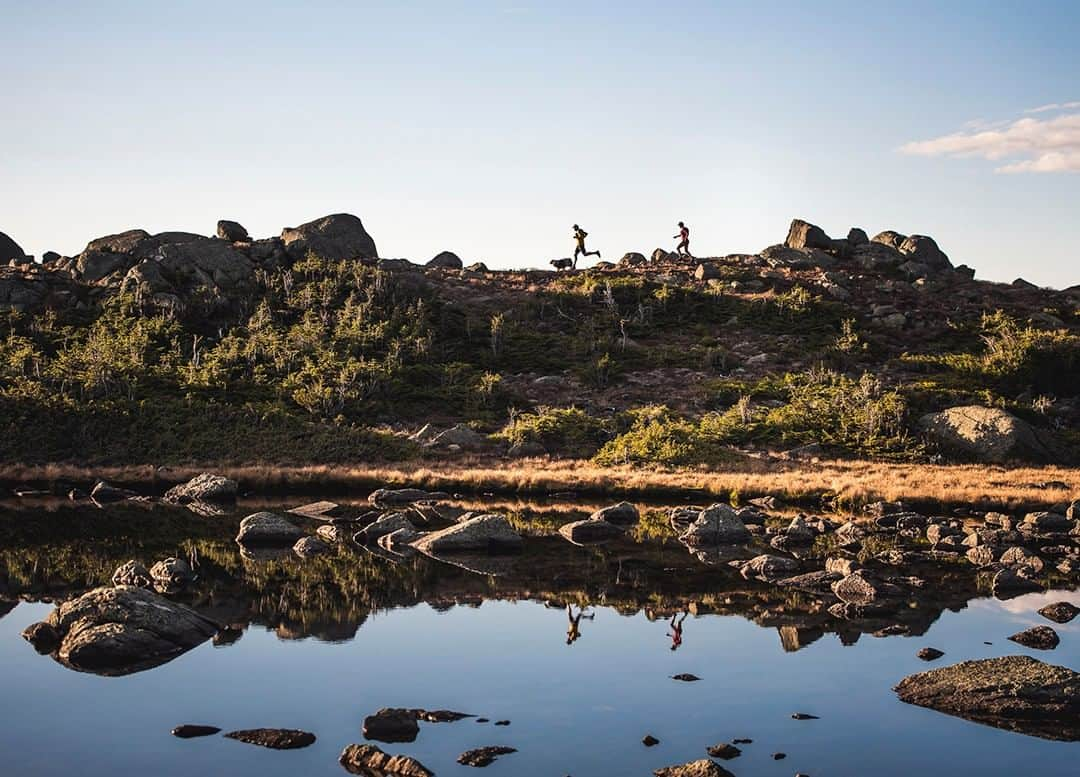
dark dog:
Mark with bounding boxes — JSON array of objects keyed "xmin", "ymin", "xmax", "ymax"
[{"xmin": 550, "ymin": 258, "xmax": 574, "ymax": 271}]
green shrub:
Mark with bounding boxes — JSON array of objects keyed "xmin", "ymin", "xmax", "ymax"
[{"xmin": 498, "ymin": 407, "xmax": 612, "ymax": 457}]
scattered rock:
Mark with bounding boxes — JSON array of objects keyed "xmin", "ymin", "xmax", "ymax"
[
  {"xmin": 791, "ymin": 713, "xmax": 819, "ymax": 720},
  {"xmin": 172, "ymin": 724, "xmax": 221, "ymax": 738},
  {"xmin": 224, "ymin": 728, "xmax": 315, "ymax": 749},
  {"xmin": 1008, "ymin": 625, "xmax": 1060, "ymax": 651},
  {"xmin": 368, "ymin": 488, "xmax": 449, "ymax": 506},
  {"xmin": 706, "ymin": 743, "xmax": 741, "ymax": 759},
  {"xmin": 340, "ymin": 744, "xmax": 433, "ymax": 777},
  {"xmin": 21, "ymin": 621, "xmax": 60, "ymax": 654},
  {"xmin": 363, "ymin": 708, "xmax": 420, "ymax": 743},
  {"xmin": 895, "ymin": 655, "xmax": 1080, "ymax": 740},
  {"xmin": 457, "ymin": 746, "xmax": 517, "ymax": 767},
  {"xmin": 411, "ymin": 514, "xmax": 523, "ymax": 554},
  {"xmin": 643, "ymin": 734, "xmax": 660, "ymax": 746},
  {"xmin": 672, "ymin": 673, "xmax": 701, "ymax": 682},
  {"xmin": 918, "ymin": 647, "xmax": 945, "ymax": 661},
  {"xmin": 654, "ymin": 760, "xmax": 735, "ymax": 777},
  {"xmin": 111, "ymin": 560, "xmax": 152, "ymax": 588},
  {"xmin": 740, "ymin": 554, "xmax": 799, "ymax": 582},
  {"xmin": 772, "ymin": 752, "xmax": 787, "ymax": 760},
  {"xmin": 494, "ymin": 720, "xmax": 510, "ymax": 726},
  {"xmin": 164, "ymin": 473, "xmax": 237, "ymax": 503},
  {"xmin": 679, "ymin": 504, "xmax": 750, "ymax": 546},
  {"xmin": 235, "ymin": 512, "xmax": 304, "ymax": 546},
  {"xmin": 1038, "ymin": 602, "xmax": 1080, "ymax": 624}
]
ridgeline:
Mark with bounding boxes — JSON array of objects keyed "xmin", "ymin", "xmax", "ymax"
[{"xmin": 0, "ymin": 215, "xmax": 1077, "ymax": 469}]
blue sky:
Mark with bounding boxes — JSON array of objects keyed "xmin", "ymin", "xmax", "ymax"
[{"xmin": 3, "ymin": 1, "xmax": 1078, "ymax": 287}]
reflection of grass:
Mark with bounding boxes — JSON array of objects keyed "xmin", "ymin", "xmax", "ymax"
[{"xmin": 630, "ymin": 509, "xmax": 677, "ymax": 542}]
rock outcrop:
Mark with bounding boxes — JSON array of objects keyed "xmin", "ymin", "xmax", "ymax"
[{"xmin": 0, "ymin": 230, "xmax": 29, "ymax": 264}]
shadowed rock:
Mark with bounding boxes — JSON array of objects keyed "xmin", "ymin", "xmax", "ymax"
[
  {"xmin": 894, "ymin": 655, "xmax": 1080, "ymax": 740},
  {"xmin": 363, "ymin": 708, "xmax": 419, "ymax": 743}
]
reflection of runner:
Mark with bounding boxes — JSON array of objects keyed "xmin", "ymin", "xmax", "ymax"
[
  {"xmin": 668, "ymin": 611, "xmax": 688, "ymax": 651},
  {"xmin": 566, "ymin": 604, "xmax": 595, "ymax": 645}
]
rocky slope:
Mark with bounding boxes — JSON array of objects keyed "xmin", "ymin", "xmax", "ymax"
[{"xmin": 0, "ymin": 215, "xmax": 1077, "ymax": 466}]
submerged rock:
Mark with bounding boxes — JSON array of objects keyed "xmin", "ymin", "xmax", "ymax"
[
  {"xmin": 411, "ymin": 514, "xmax": 523, "ymax": 554},
  {"xmin": 224, "ymin": 728, "xmax": 316, "ymax": 749},
  {"xmin": 164, "ymin": 473, "xmax": 237, "ymax": 504},
  {"xmin": 654, "ymin": 759, "xmax": 735, "ymax": 777},
  {"xmin": 1038, "ymin": 601, "xmax": 1080, "ymax": 624},
  {"xmin": 894, "ymin": 655, "xmax": 1080, "ymax": 740},
  {"xmin": 1008, "ymin": 625, "xmax": 1060, "ymax": 650},
  {"xmin": 235, "ymin": 512, "xmax": 304, "ymax": 546},
  {"xmin": 340, "ymin": 744, "xmax": 433, "ymax": 777},
  {"xmin": 457, "ymin": 746, "xmax": 517, "ymax": 767},
  {"xmin": 30, "ymin": 586, "xmax": 218, "ymax": 675}
]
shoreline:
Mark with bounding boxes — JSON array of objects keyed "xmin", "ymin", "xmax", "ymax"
[{"xmin": 2, "ymin": 457, "xmax": 1077, "ymax": 513}]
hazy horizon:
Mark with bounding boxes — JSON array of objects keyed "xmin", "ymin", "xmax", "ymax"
[{"xmin": 4, "ymin": 0, "xmax": 1078, "ymax": 288}]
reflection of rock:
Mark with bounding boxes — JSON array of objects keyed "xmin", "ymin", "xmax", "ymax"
[
  {"xmin": 224, "ymin": 728, "xmax": 316, "ymax": 749},
  {"xmin": 235, "ymin": 512, "xmax": 303, "ymax": 546},
  {"xmin": 288, "ymin": 501, "xmax": 355, "ymax": 522},
  {"xmin": 31, "ymin": 586, "xmax": 218, "ymax": 676},
  {"xmin": 172, "ymin": 724, "xmax": 221, "ymax": 738},
  {"xmin": 778, "ymin": 625, "xmax": 825, "ymax": 652},
  {"xmin": 894, "ymin": 656, "xmax": 1080, "ymax": 741},
  {"xmin": 182, "ymin": 500, "xmax": 231, "ymax": 517},
  {"xmin": 340, "ymin": 743, "xmax": 433, "ymax": 777},
  {"xmin": 239, "ymin": 545, "xmax": 294, "ymax": 562}
]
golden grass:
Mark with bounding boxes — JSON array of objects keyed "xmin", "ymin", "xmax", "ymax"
[{"xmin": 1, "ymin": 456, "xmax": 1076, "ymax": 511}]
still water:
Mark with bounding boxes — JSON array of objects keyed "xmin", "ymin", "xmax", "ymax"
[{"xmin": 0, "ymin": 499, "xmax": 1077, "ymax": 776}]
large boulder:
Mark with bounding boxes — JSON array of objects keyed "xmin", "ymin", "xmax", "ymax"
[
  {"xmin": 0, "ymin": 231, "xmax": 28, "ymax": 264},
  {"xmin": 153, "ymin": 238, "xmax": 255, "ymax": 292},
  {"xmin": 77, "ymin": 250, "xmax": 135, "ymax": 284},
  {"xmin": 411, "ymin": 514, "xmax": 523, "ymax": 554},
  {"xmin": 164, "ymin": 473, "xmax": 238, "ymax": 504},
  {"xmin": 235, "ymin": 512, "xmax": 304, "ymax": 546},
  {"xmin": 427, "ymin": 251, "xmax": 463, "ymax": 269},
  {"xmin": 280, "ymin": 213, "xmax": 377, "ymax": 261},
  {"xmin": 25, "ymin": 586, "xmax": 218, "ymax": 675},
  {"xmin": 785, "ymin": 219, "xmax": 834, "ymax": 251},
  {"xmin": 679, "ymin": 504, "xmax": 750, "ymax": 546},
  {"xmin": 894, "ymin": 655, "xmax": 1080, "ymax": 740},
  {"xmin": 84, "ymin": 229, "xmax": 151, "ymax": 255},
  {"xmin": 216, "ymin": 220, "xmax": 250, "ymax": 242},
  {"xmin": 919, "ymin": 406, "xmax": 1060, "ymax": 463},
  {"xmin": 899, "ymin": 234, "xmax": 951, "ymax": 269}
]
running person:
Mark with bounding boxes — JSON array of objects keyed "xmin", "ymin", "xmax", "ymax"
[
  {"xmin": 572, "ymin": 224, "xmax": 601, "ymax": 267},
  {"xmin": 673, "ymin": 221, "xmax": 691, "ymax": 258}
]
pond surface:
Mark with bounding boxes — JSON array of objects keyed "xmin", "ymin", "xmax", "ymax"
[{"xmin": 0, "ymin": 498, "xmax": 1078, "ymax": 776}]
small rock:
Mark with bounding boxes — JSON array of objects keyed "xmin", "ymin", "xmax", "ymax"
[
  {"xmin": 457, "ymin": 746, "xmax": 517, "ymax": 767},
  {"xmin": 643, "ymin": 734, "xmax": 660, "ymax": 746},
  {"xmin": 672, "ymin": 673, "xmax": 701, "ymax": 682},
  {"xmin": 791, "ymin": 713, "xmax": 819, "ymax": 720},
  {"xmin": 773, "ymin": 752, "xmax": 787, "ymax": 760},
  {"xmin": 494, "ymin": 720, "xmax": 510, "ymax": 726},
  {"xmin": 224, "ymin": 728, "xmax": 316, "ymax": 749},
  {"xmin": 1038, "ymin": 601, "xmax": 1080, "ymax": 624},
  {"xmin": 706, "ymin": 743, "xmax": 741, "ymax": 759},
  {"xmin": 1008, "ymin": 625, "xmax": 1060, "ymax": 650},
  {"xmin": 172, "ymin": 724, "xmax": 221, "ymax": 738},
  {"xmin": 363, "ymin": 708, "xmax": 419, "ymax": 743},
  {"xmin": 917, "ymin": 648, "xmax": 945, "ymax": 661}
]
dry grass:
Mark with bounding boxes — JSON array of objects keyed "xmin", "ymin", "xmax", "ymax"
[{"xmin": 1, "ymin": 456, "xmax": 1076, "ymax": 512}]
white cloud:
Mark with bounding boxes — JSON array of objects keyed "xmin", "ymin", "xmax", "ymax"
[
  {"xmin": 1025, "ymin": 100, "xmax": 1080, "ymax": 114},
  {"xmin": 899, "ymin": 110, "xmax": 1080, "ymax": 173}
]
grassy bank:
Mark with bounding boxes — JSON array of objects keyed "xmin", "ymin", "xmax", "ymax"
[{"xmin": 2, "ymin": 457, "xmax": 1076, "ymax": 513}]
